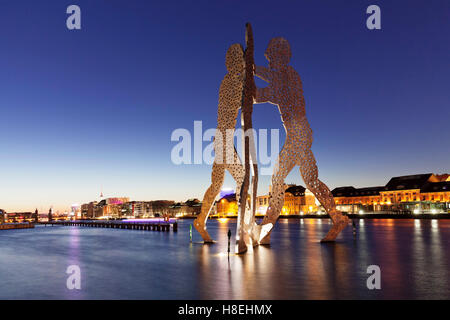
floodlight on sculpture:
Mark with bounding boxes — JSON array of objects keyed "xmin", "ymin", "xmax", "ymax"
[
  {"xmin": 252, "ymin": 37, "xmax": 349, "ymax": 244},
  {"xmin": 193, "ymin": 44, "xmax": 246, "ymax": 243}
]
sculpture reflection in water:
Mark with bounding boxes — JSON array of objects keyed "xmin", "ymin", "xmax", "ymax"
[{"xmin": 195, "ymin": 24, "xmax": 348, "ymax": 251}]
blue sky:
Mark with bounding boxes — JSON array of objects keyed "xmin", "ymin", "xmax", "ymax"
[{"xmin": 0, "ymin": 0, "xmax": 449, "ymax": 212}]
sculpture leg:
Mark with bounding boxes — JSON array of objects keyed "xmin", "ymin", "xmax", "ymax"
[
  {"xmin": 299, "ymin": 148, "xmax": 349, "ymax": 242},
  {"xmin": 250, "ymin": 162, "xmax": 259, "ymax": 247},
  {"xmin": 194, "ymin": 162, "xmax": 225, "ymax": 243},
  {"xmin": 254, "ymin": 144, "xmax": 296, "ymax": 245},
  {"xmin": 226, "ymin": 151, "xmax": 244, "ymax": 207},
  {"xmin": 247, "ymin": 133, "xmax": 259, "ymax": 247},
  {"xmin": 226, "ymin": 152, "xmax": 248, "ymax": 253}
]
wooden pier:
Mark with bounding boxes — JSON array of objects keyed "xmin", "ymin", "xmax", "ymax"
[
  {"xmin": 0, "ymin": 223, "xmax": 35, "ymax": 230},
  {"xmin": 40, "ymin": 220, "xmax": 178, "ymax": 232}
]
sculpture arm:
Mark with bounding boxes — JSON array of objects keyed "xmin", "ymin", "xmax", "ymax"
[
  {"xmin": 255, "ymin": 87, "xmax": 271, "ymax": 104},
  {"xmin": 254, "ymin": 66, "xmax": 273, "ymax": 104},
  {"xmin": 255, "ymin": 66, "xmax": 271, "ymax": 82}
]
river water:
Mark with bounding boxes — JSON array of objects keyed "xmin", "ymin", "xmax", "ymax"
[{"xmin": 0, "ymin": 218, "xmax": 449, "ymax": 299}]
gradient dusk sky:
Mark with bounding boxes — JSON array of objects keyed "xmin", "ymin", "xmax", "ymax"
[{"xmin": 1, "ymin": 0, "xmax": 449, "ymax": 212}]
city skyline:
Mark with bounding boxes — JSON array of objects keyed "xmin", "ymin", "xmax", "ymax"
[
  {"xmin": 4, "ymin": 170, "xmax": 449, "ymax": 213},
  {"xmin": 1, "ymin": 1, "xmax": 449, "ymax": 212}
]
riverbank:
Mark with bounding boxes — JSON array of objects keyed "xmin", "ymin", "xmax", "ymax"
[{"xmin": 178, "ymin": 213, "xmax": 450, "ymax": 219}]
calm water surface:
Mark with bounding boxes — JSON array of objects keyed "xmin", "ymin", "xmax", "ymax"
[{"xmin": 0, "ymin": 219, "xmax": 449, "ymax": 299}]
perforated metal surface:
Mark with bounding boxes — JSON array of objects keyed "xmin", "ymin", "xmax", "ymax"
[
  {"xmin": 194, "ymin": 44, "xmax": 246, "ymax": 242},
  {"xmin": 195, "ymin": 30, "xmax": 348, "ymax": 245},
  {"xmin": 254, "ymin": 37, "xmax": 348, "ymax": 243}
]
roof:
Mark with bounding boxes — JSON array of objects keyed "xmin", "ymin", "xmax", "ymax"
[
  {"xmin": 421, "ymin": 181, "xmax": 450, "ymax": 193},
  {"xmin": 332, "ymin": 186, "xmax": 385, "ymax": 197},
  {"xmin": 170, "ymin": 199, "xmax": 202, "ymax": 208},
  {"xmin": 285, "ymin": 185, "xmax": 306, "ymax": 197},
  {"xmin": 96, "ymin": 200, "xmax": 107, "ymax": 207},
  {"xmin": 184, "ymin": 199, "xmax": 201, "ymax": 207},
  {"xmin": 219, "ymin": 193, "xmax": 237, "ymax": 202},
  {"xmin": 354, "ymin": 187, "xmax": 386, "ymax": 196},
  {"xmin": 385, "ymin": 173, "xmax": 433, "ymax": 191},
  {"xmin": 332, "ymin": 186, "xmax": 356, "ymax": 197},
  {"xmin": 169, "ymin": 203, "xmax": 182, "ymax": 209},
  {"xmin": 435, "ymin": 174, "xmax": 450, "ymax": 182}
]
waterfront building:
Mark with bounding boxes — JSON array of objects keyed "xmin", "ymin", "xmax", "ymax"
[
  {"xmin": 216, "ymin": 193, "xmax": 239, "ymax": 217},
  {"xmin": 121, "ymin": 201, "xmax": 179, "ymax": 218},
  {"xmin": 70, "ymin": 204, "xmax": 81, "ymax": 220},
  {"xmin": 332, "ymin": 186, "xmax": 385, "ymax": 213},
  {"xmin": 146, "ymin": 200, "xmax": 175, "ymax": 217},
  {"xmin": 168, "ymin": 199, "xmax": 202, "ymax": 217},
  {"xmin": 216, "ymin": 185, "xmax": 319, "ymax": 217},
  {"xmin": 3, "ymin": 211, "xmax": 34, "ymax": 222},
  {"xmin": 257, "ymin": 185, "xmax": 319, "ymax": 216},
  {"xmin": 93, "ymin": 197, "xmax": 130, "ymax": 218},
  {"xmin": 121, "ymin": 201, "xmax": 152, "ymax": 218},
  {"xmin": 80, "ymin": 198, "xmax": 185, "ymax": 219},
  {"xmin": 81, "ymin": 201, "xmax": 97, "ymax": 218},
  {"xmin": 333, "ymin": 173, "xmax": 450, "ymax": 214}
]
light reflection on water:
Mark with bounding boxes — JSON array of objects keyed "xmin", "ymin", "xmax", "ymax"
[{"xmin": 0, "ymin": 218, "xmax": 449, "ymax": 299}]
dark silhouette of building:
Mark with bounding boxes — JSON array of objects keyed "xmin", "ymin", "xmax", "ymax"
[{"xmin": 34, "ymin": 209, "xmax": 39, "ymax": 223}]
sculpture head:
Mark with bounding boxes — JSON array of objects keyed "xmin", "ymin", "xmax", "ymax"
[
  {"xmin": 225, "ymin": 43, "xmax": 244, "ymax": 75},
  {"xmin": 264, "ymin": 37, "xmax": 291, "ymax": 69}
]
